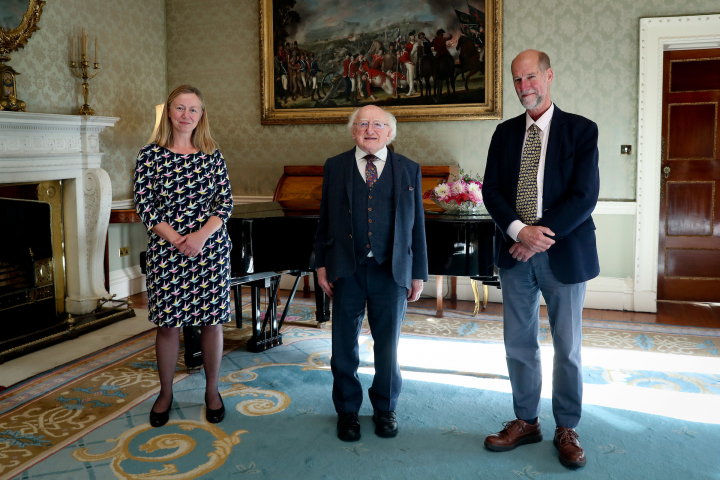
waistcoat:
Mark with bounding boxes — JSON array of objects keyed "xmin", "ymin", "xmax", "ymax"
[{"xmin": 352, "ymin": 157, "xmax": 395, "ymax": 265}]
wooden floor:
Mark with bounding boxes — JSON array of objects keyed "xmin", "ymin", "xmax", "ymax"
[{"xmin": 127, "ymin": 289, "xmax": 720, "ymax": 329}]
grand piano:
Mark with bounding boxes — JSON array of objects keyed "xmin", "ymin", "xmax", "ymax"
[{"xmin": 182, "ymin": 165, "xmax": 498, "ymax": 365}]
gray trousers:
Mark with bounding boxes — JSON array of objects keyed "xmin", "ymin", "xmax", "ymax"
[{"xmin": 499, "ymin": 251, "xmax": 586, "ymax": 428}]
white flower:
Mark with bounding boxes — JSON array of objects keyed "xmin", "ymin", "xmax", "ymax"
[
  {"xmin": 467, "ymin": 183, "xmax": 483, "ymax": 203},
  {"xmin": 450, "ymin": 181, "xmax": 466, "ymax": 195},
  {"xmin": 434, "ymin": 183, "xmax": 450, "ymax": 199}
]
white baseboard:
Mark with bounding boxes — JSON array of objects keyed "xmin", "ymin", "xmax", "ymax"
[
  {"xmin": 593, "ymin": 201, "xmax": 636, "ymax": 215},
  {"xmin": 109, "ymin": 265, "xmax": 146, "ymax": 299},
  {"xmin": 277, "ymin": 273, "xmax": 634, "ymax": 311}
]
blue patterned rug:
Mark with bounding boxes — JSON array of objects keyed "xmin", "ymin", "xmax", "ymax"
[{"xmin": 7, "ymin": 317, "xmax": 720, "ymax": 480}]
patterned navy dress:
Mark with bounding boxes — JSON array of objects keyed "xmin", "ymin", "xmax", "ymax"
[{"xmin": 133, "ymin": 144, "xmax": 234, "ymax": 327}]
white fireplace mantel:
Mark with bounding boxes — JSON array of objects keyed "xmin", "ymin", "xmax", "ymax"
[{"xmin": 0, "ymin": 111, "xmax": 120, "ymax": 315}]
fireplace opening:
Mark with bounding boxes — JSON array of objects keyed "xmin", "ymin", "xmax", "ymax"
[
  {"xmin": 0, "ymin": 196, "xmax": 58, "ymax": 350},
  {"xmin": 0, "ymin": 182, "xmax": 136, "ymax": 364}
]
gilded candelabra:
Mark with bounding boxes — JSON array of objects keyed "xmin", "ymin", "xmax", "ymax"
[{"xmin": 70, "ymin": 30, "xmax": 100, "ymax": 115}]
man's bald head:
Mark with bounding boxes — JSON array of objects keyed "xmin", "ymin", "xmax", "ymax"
[{"xmin": 511, "ymin": 49, "xmax": 551, "ymax": 73}]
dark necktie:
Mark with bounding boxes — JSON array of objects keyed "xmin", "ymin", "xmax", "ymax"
[
  {"xmin": 365, "ymin": 155, "xmax": 378, "ymax": 188},
  {"xmin": 516, "ymin": 124, "xmax": 541, "ymax": 225}
]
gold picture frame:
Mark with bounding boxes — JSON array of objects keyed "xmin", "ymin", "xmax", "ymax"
[
  {"xmin": 0, "ymin": 0, "xmax": 46, "ymax": 55},
  {"xmin": 0, "ymin": 0, "xmax": 46, "ymax": 112},
  {"xmin": 260, "ymin": 0, "xmax": 502, "ymax": 125}
]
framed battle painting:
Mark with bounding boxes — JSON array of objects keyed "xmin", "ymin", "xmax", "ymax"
[{"xmin": 260, "ymin": 0, "xmax": 503, "ymax": 124}]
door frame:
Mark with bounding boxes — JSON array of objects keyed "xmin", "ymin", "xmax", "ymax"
[{"xmin": 635, "ymin": 14, "xmax": 720, "ymax": 312}]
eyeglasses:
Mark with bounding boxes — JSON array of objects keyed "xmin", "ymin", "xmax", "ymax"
[{"xmin": 354, "ymin": 121, "xmax": 389, "ymax": 130}]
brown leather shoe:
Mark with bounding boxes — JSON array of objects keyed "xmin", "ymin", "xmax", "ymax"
[
  {"xmin": 554, "ymin": 427, "xmax": 587, "ymax": 467},
  {"xmin": 484, "ymin": 418, "xmax": 543, "ymax": 452}
]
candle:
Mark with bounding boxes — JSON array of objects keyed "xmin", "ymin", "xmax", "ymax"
[
  {"xmin": 72, "ymin": 34, "xmax": 76, "ymax": 62},
  {"xmin": 95, "ymin": 37, "xmax": 98, "ymax": 64},
  {"xmin": 81, "ymin": 29, "xmax": 85, "ymax": 55}
]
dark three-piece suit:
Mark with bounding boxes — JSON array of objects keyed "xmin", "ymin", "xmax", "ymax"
[{"xmin": 314, "ymin": 147, "xmax": 429, "ymax": 413}]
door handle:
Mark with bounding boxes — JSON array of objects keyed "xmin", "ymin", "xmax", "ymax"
[{"xmin": 660, "ymin": 166, "xmax": 671, "ymax": 200}]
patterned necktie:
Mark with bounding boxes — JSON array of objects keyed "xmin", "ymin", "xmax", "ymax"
[
  {"xmin": 365, "ymin": 154, "xmax": 378, "ymax": 188},
  {"xmin": 516, "ymin": 124, "xmax": 541, "ymax": 225}
]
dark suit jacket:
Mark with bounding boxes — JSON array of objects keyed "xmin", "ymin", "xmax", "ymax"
[
  {"xmin": 313, "ymin": 148, "xmax": 429, "ymax": 289},
  {"xmin": 482, "ymin": 105, "xmax": 600, "ymax": 285}
]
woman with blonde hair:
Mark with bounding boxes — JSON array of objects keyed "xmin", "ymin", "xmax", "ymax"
[{"xmin": 134, "ymin": 85, "xmax": 233, "ymax": 427}]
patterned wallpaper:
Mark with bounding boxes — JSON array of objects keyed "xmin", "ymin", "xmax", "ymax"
[
  {"xmin": 9, "ymin": 0, "xmax": 167, "ymax": 200},
  {"xmin": 166, "ymin": 0, "xmax": 719, "ymax": 201},
  {"xmin": 12, "ymin": 0, "xmax": 717, "ymax": 201}
]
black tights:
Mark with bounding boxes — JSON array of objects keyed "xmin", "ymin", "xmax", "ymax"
[{"xmin": 152, "ymin": 324, "xmax": 224, "ymax": 412}]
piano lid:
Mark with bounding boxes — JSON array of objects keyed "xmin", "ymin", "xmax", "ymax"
[{"xmin": 272, "ymin": 165, "xmax": 460, "ymax": 212}]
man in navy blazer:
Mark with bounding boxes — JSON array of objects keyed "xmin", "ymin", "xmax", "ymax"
[
  {"xmin": 482, "ymin": 50, "xmax": 599, "ymax": 468},
  {"xmin": 314, "ymin": 105, "xmax": 428, "ymax": 442}
]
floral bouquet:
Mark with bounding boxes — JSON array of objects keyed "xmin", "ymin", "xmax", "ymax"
[{"xmin": 422, "ymin": 169, "xmax": 487, "ymax": 215}]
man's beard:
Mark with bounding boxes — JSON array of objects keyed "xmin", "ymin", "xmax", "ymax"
[{"xmin": 519, "ymin": 89, "xmax": 544, "ymax": 110}]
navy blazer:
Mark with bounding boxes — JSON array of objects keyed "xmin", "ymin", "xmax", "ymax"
[
  {"xmin": 313, "ymin": 148, "xmax": 429, "ymax": 289},
  {"xmin": 482, "ymin": 105, "xmax": 600, "ymax": 284}
]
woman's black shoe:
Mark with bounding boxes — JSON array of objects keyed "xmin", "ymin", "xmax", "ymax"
[
  {"xmin": 149, "ymin": 394, "xmax": 173, "ymax": 428},
  {"xmin": 205, "ymin": 392, "xmax": 225, "ymax": 424}
]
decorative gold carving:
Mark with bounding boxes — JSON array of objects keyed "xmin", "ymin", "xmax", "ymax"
[
  {"xmin": 0, "ymin": 0, "xmax": 47, "ymax": 112},
  {"xmin": 37, "ymin": 180, "xmax": 65, "ymax": 314},
  {"xmin": 471, "ymin": 279, "xmax": 480, "ymax": 316},
  {"xmin": 34, "ymin": 258, "xmax": 53, "ymax": 285},
  {"xmin": 259, "ymin": 0, "xmax": 503, "ymax": 124}
]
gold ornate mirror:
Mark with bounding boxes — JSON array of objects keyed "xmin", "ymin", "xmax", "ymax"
[{"xmin": 0, "ymin": 0, "xmax": 47, "ymax": 111}]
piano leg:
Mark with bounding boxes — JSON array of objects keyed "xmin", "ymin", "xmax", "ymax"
[
  {"xmin": 436, "ymin": 275, "xmax": 444, "ymax": 318},
  {"xmin": 313, "ymin": 270, "xmax": 331, "ymax": 327},
  {"xmin": 232, "ymin": 284, "xmax": 243, "ymax": 328},
  {"xmin": 182, "ymin": 326, "xmax": 203, "ymax": 369},
  {"xmin": 278, "ymin": 272, "xmax": 305, "ymax": 330},
  {"xmin": 451, "ymin": 277, "xmax": 457, "ymax": 302},
  {"xmin": 482, "ymin": 284, "xmax": 489, "ymax": 309}
]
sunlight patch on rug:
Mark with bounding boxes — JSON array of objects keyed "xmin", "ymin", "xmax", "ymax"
[{"xmin": 356, "ymin": 335, "xmax": 720, "ymax": 425}]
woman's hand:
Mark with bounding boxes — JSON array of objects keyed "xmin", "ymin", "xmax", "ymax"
[{"xmin": 179, "ymin": 231, "xmax": 210, "ymax": 258}]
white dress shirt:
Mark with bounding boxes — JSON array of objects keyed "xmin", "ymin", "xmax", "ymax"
[
  {"xmin": 507, "ymin": 103, "xmax": 555, "ymax": 242},
  {"xmin": 355, "ymin": 146, "xmax": 388, "ymax": 181}
]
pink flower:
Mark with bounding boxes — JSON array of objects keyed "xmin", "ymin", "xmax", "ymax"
[{"xmin": 450, "ymin": 181, "xmax": 467, "ymax": 196}]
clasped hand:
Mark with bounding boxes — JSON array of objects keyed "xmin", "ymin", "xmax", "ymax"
[
  {"xmin": 509, "ymin": 225, "xmax": 555, "ymax": 262},
  {"xmin": 172, "ymin": 231, "xmax": 208, "ymax": 258}
]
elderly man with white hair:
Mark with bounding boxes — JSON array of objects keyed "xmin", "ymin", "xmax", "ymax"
[{"xmin": 314, "ymin": 105, "xmax": 428, "ymax": 442}]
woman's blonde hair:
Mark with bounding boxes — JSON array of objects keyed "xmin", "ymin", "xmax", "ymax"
[{"xmin": 150, "ymin": 85, "xmax": 219, "ymax": 154}]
